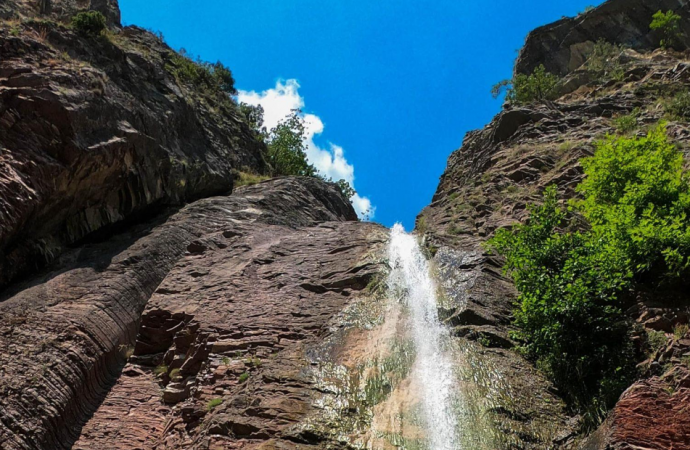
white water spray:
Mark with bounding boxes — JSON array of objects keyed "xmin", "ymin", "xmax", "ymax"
[{"xmin": 387, "ymin": 224, "xmax": 460, "ymax": 450}]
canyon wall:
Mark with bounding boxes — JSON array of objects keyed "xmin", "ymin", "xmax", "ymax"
[{"xmin": 420, "ymin": 0, "xmax": 690, "ymax": 448}]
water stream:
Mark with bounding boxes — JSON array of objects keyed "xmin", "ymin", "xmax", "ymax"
[{"xmin": 387, "ymin": 224, "xmax": 460, "ymax": 450}]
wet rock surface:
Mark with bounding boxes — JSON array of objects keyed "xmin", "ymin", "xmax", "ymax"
[
  {"xmin": 0, "ymin": 177, "xmax": 376, "ymax": 449},
  {"xmin": 0, "ymin": 12, "xmax": 266, "ymax": 288}
]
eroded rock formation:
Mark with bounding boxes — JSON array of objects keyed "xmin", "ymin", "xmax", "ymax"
[
  {"xmin": 420, "ymin": 0, "xmax": 690, "ymax": 448},
  {"xmin": 0, "ymin": 177, "xmax": 384, "ymax": 449},
  {"xmin": 0, "ymin": 8, "xmax": 266, "ymax": 288}
]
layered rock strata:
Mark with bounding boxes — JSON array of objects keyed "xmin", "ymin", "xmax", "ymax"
[{"xmin": 0, "ymin": 177, "xmax": 376, "ymax": 449}]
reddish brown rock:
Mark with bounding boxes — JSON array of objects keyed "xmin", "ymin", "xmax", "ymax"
[
  {"xmin": 0, "ymin": 15, "xmax": 266, "ymax": 287},
  {"xmin": 0, "ymin": 177, "xmax": 359, "ymax": 450}
]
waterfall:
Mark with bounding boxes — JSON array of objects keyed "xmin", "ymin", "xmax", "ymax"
[{"xmin": 387, "ymin": 224, "xmax": 460, "ymax": 450}]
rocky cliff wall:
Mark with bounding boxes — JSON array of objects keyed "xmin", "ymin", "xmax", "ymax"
[
  {"xmin": 0, "ymin": 16, "xmax": 267, "ymax": 288},
  {"xmin": 516, "ymin": 0, "xmax": 690, "ymax": 76},
  {"xmin": 0, "ymin": 0, "xmax": 121, "ymax": 26},
  {"xmin": 0, "ymin": 177, "xmax": 373, "ymax": 449},
  {"xmin": 421, "ymin": 0, "xmax": 690, "ymax": 448}
]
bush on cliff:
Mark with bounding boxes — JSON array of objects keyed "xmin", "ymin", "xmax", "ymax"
[
  {"xmin": 486, "ymin": 124, "xmax": 690, "ymax": 426},
  {"xmin": 71, "ymin": 11, "xmax": 106, "ymax": 37},
  {"xmin": 491, "ymin": 64, "xmax": 560, "ymax": 105},
  {"xmin": 167, "ymin": 49, "xmax": 237, "ymax": 96},
  {"xmin": 586, "ymin": 39, "xmax": 625, "ymax": 81},
  {"xmin": 650, "ymin": 10, "xmax": 683, "ymax": 49}
]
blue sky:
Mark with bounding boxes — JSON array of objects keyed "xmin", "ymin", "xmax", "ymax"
[{"xmin": 120, "ymin": 0, "xmax": 603, "ymax": 229}]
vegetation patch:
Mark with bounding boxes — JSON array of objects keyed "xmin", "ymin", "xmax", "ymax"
[
  {"xmin": 613, "ymin": 108, "xmax": 640, "ymax": 134},
  {"xmin": 486, "ymin": 124, "xmax": 690, "ymax": 428},
  {"xmin": 665, "ymin": 90, "xmax": 690, "ymax": 120},
  {"xmin": 207, "ymin": 398, "xmax": 223, "ymax": 411},
  {"xmin": 650, "ymin": 10, "xmax": 682, "ymax": 49},
  {"xmin": 167, "ymin": 49, "xmax": 237, "ymax": 96},
  {"xmin": 492, "ymin": 64, "xmax": 559, "ymax": 105},
  {"xmin": 71, "ymin": 11, "xmax": 106, "ymax": 37}
]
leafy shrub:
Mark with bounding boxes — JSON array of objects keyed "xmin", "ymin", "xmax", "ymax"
[
  {"xmin": 487, "ymin": 124, "xmax": 690, "ymax": 425},
  {"xmin": 486, "ymin": 186, "xmax": 635, "ymax": 420},
  {"xmin": 650, "ymin": 10, "xmax": 683, "ymax": 49},
  {"xmin": 576, "ymin": 124, "xmax": 690, "ymax": 281},
  {"xmin": 586, "ymin": 39, "xmax": 625, "ymax": 81},
  {"xmin": 167, "ymin": 49, "xmax": 237, "ymax": 96},
  {"xmin": 613, "ymin": 108, "xmax": 640, "ymax": 134},
  {"xmin": 646, "ymin": 329, "xmax": 668, "ymax": 352},
  {"xmin": 665, "ymin": 90, "xmax": 690, "ymax": 120},
  {"xmin": 207, "ymin": 398, "xmax": 223, "ymax": 411},
  {"xmin": 492, "ymin": 64, "xmax": 560, "ymax": 105},
  {"xmin": 239, "ymin": 372, "xmax": 249, "ymax": 383},
  {"xmin": 71, "ymin": 11, "xmax": 106, "ymax": 37}
]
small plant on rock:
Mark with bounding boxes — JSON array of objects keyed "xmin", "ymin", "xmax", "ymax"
[
  {"xmin": 665, "ymin": 90, "xmax": 690, "ymax": 120},
  {"xmin": 239, "ymin": 372, "xmax": 250, "ymax": 383},
  {"xmin": 207, "ymin": 398, "xmax": 223, "ymax": 411},
  {"xmin": 613, "ymin": 108, "xmax": 641, "ymax": 134},
  {"xmin": 650, "ymin": 10, "xmax": 683, "ymax": 49},
  {"xmin": 492, "ymin": 64, "xmax": 560, "ymax": 105},
  {"xmin": 71, "ymin": 11, "xmax": 106, "ymax": 37},
  {"xmin": 586, "ymin": 39, "xmax": 625, "ymax": 81}
]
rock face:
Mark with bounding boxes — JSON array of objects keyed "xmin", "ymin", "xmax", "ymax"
[
  {"xmin": 516, "ymin": 0, "xmax": 690, "ymax": 76},
  {"xmin": 0, "ymin": 11, "xmax": 266, "ymax": 288},
  {"xmin": 0, "ymin": 177, "xmax": 383, "ymax": 449},
  {"xmin": 421, "ymin": 1, "xmax": 690, "ymax": 448},
  {"xmin": 0, "ymin": 0, "xmax": 121, "ymax": 26}
]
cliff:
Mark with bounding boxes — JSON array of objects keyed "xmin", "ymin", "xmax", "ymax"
[
  {"xmin": 420, "ymin": 0, "xmax": 690, "ymax": 448},
  {"xmin": 0, "ymin": 2, "xmax": 266, "ymax": 288},
  {"xmin": 0, "ymin": 1, "xmax": 392, "ymax": 448}
]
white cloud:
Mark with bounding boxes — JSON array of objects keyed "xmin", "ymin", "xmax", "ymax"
[{"xmin": 237, "ymin": 79, "xmax": 375, "ymax": 219}]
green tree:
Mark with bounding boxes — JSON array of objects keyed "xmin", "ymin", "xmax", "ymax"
[
  {"xmin": 650, "ymin": 10, "xmax": 683, "ymax": 49},
  {"xmin": 334, "ymin": 178, "xmax": 356, "ymax": 199},
  {"xmin": 266, "ymin": 111, "xmax": 318, "ymax": 177},
  {"xmin": 492, "ymin": 64, "xmax": 560, "ymax": 105},
  {"xmin": 71, "ymin": 11, "xmax": 106, "ymax": 37},
  {"xmin": 239, "ymin": 103, "xmax": 266, "ymax": 134}
]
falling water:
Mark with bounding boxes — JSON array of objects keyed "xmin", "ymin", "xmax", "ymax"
[{"xmin": 387, "ymin": 223, "xmax": 460, "ymax": 450}]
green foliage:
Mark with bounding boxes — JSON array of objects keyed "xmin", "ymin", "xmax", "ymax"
[
  {"xmin": 486, "ymin": 186, "xmax": 635, "ymax": 419},
  {"xmin": 265, "ymin": 111, "xmax": 318, "ymax": 177},
  {"xmin": 650, "ymin": 10, "xmax": 683, "ymax": 49},
  {"xmin": 487, "ymin": 125, "xmax": 690, "ymax": 424},
  {"xmin": 221, "ymin": 356, "xmax": 231, "ymax": 365},
  {"xmin": 153, "ymin": 364, "xmax": 168, "ymax": 376},
  {"xmin": 492, "ymin": 64, "xmax": 560, "ymax": 105},
  {"xmin": 167, "ymin": 49, "xmax": 237, "ymax": 96},
  {"xmin": 576, "ymin": 124, "xmax": 690, "ymax": 280},
  {"xmin": 71, "ymin": 11, "xmax": 106, "ymax": 37},
  {"xmin": 207, "ymin": 398, "xmax": 223, "ymax": 411},
  {"xmin": 239, "ymin": 103, "xmax": 266, "ymax": 134},
  {"xmin": 665, "ymin": 90, "xmax": 690, "ymax": 120},
  {"xmin": 613, "ymin": 108, "xmax": 640, "ymax": 134},
  {"xmin": 334, "ymin": 179, "xmax": 356, "ymax": 199},
  {"xmin": 586, "ymin": 39, "xmax": 625, "ymax": 81},
  {"xmin": 673, "ymin": 323, "xmax": 689, "ymax": 340},
  {"xmin": 239, "ymin": 372, "xmax": 250, "ymax": 383},
  {"xmin": 646, "ymin": 329, "xmax": 668, "ymax": 352}
]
